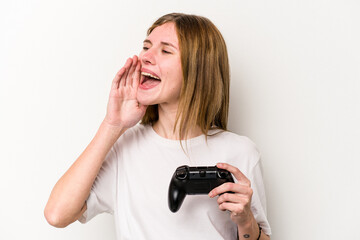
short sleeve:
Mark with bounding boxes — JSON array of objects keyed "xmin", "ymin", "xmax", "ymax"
[
  {"xmin": 78, "ymin": 144, "xmax": 118, "ymax": 223},
  {"xmin": 249, "ymin": 159, "xmax": 272, "ymax": 236}
]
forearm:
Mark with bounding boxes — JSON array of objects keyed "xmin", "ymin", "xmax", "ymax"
[
  {"xmin": 44, "ymin": 121, "xmax": 126, "ymax": 227},
  {"xmin": 237, "ymin": 215, "xmax": 270, "ymax": 240}
]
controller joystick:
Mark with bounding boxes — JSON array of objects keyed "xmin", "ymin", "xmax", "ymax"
[{"xmin": 168, "ymin": 165, "xmax": 234, "ymax": 212}]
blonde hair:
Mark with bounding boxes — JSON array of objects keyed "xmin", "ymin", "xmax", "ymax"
[{"xmin": 140, "ymin": 13, "xmax": 230, "ymax": 140}]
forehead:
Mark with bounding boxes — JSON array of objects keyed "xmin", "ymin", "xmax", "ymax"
[{"xmin": 146, "ymin": 22, "xmax": 179, "ymax": 47}]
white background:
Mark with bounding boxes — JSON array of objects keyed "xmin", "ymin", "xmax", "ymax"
[{"xmin": 1, "ymin": 0, "xmax": 359, "ymax": 239}]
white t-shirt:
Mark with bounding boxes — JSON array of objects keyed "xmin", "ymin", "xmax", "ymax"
[{"xmin": 79, "ymin": 124, "xmax": 271, "ymax": 239}]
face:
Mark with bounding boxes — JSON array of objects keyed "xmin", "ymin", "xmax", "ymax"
[{"xmin": 137, "ymin": 22, "xmax": 183, "ymax": 107}]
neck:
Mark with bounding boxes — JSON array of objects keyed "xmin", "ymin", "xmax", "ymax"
[{"xmin": 153, "ymin": 103, "xmax": 202, "ymax": 140}]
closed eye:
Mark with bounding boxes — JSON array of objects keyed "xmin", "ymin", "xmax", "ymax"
[
  {"xmin": 143, "ymin": 47, "xmax": 149, "ymax": 50},
  {"xmin": 162, "ymin": 50, "xmax": 171, "ymax": 54}
]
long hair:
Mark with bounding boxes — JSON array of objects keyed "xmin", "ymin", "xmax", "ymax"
[{"xmin": 140, "ymin": 13, "xmax": 230, "ymax": 140}]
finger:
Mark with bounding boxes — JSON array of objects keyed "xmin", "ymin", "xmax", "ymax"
[
  {"xmin": 217, "ymin": 163, "xmax": 250, "ymax": 186},
  {"xmin": 217, "ymin": 194, "xmax": 251, "ymax": 210},
  {"xmin": 111, "ymin": 67, "xmax": 126, "ymax": 90},
  {"xmin": 132, "ymin": 59, "xmax": 141, "ymax": 88},
  {"xmin": 218, "ymin": 202, "xmax": 245, "ymax": 214},
  {"xmin": 120, "ymin": 58, "xmax": 133, "ymax": 87},
  {"xmin": 216, "ymin": 192, "xmax": 243, "ymax": 205},
  {"xmin": 126, "ymin": 55, "xmax": 138, "ymax": 86},
  {"xmin": 209, "ymin": 182, "xmax": 252, "ymax": 198}
]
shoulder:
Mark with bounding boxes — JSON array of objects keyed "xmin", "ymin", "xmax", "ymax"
[
  {"xmin": 124, "ymin": 123, "xmax": 149, "ymax": 138},
  {"xmin": 113, "ymin": 123, "xmax": 151, "ymax": 150},
  {"xmin": 208, "ymin": 130, "xmax": 261, "ymax": 168},
  {"xmin": 209, "ymin": 130, "xmax": 259, "ymax": 154}
]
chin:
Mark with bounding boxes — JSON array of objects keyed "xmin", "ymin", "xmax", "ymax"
[{"xmin": 137, "ymin": 95, "xmax": 157, "ymax": 106}]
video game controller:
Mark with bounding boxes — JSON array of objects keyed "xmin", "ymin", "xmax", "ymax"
[{"xmin": 168, "ymin": 165, "xmax": 234, "ymax": 212}]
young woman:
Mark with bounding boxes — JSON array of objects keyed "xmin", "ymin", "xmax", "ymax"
[{"xmin": 45, "ymin": 13, "xmax": 271, "ymax": 240}]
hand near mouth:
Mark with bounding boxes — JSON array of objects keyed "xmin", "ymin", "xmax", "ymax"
[{"xmin": 104, "ymin": 55, "xmax": 148, "ymax": 130}]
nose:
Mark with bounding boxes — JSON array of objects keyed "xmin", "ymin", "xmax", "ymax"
[{"xmin": 140, "ymin": 48, "xmax": 156, "ymax": 65}]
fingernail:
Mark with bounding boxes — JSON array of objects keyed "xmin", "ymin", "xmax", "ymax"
[{"xmin": 208, "ymin": 191, "xmax": 213, "ymax": 198}]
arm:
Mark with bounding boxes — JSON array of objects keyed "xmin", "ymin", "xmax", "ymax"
[
  {"xmin": 209, "ymin": 163, "xmax": 270, "ymax": 240},
  {"xmin": 44, "ymin": 121, "xmax": 125, "ymax": 228},
  {"xmin": 44, "ymin": 56, "xmax": 146, "ymax": 228},
  {"xmin": 236, "ymin": 215, "xmax": 270, "ymax": 240}
]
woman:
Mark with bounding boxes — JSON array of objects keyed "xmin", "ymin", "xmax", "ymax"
[{"xmin": 45, "ymin": 13, "xmax": 271, "ymax": 239}]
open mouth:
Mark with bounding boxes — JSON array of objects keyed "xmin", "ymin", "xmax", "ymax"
[{"xmin": 140, "ymin": 71, "xmax": 161, "ymax": 89}]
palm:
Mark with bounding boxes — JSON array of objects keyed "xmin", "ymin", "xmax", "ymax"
[{"xmin": 104, "ymin": 56, "xmax": 147, "ymax": 129}]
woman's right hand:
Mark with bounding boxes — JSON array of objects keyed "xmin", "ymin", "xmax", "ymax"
[{"xmin": 103, "ymin": 55, "xmax": 147, "ymax": 130}]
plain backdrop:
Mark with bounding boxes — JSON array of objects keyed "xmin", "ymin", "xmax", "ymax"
[{"xmin": 1, "ymin": 0, "xmax": 359, "ymax": 239}]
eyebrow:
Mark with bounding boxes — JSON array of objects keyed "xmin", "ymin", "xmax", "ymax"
[{"xmin": 143, "ymin": 39, "xmax": 178, "ymax": 50}]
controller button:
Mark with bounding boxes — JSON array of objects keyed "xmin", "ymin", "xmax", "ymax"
[
  {"xmin": 176, "ymin": 170, "xmax": 187, "ymax": 180},
  {"xmin": 217, "ymin": 170, "xmax": 229, "ymax": 178},
  {"xmin": 199, "ymin": 170, "xmax": 206, "ymax": 177}
]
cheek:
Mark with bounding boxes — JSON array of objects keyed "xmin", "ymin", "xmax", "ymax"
[
  {"xmin": 165, "ymin": 69, "xmax": 182, "ymax": 89},
  {"xmin": 175, "ymin": 68, "xmax": 183, "ymax": 88},
  {"xmin": 138, "ymin": 51, "xmax": 145, "ymax": 61},
  {"xmin": 176, "ymin": 59, "xmax": 183, "ymax": 84}
]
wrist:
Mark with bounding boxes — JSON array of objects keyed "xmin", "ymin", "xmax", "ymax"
[
  {"xmin": 237, "ymin": 216, "xmax": 255, "ymax": 231},
  {"xmin": 237, "ymin": 211, "xmax": 255, "ymax": 228},
  {"xmin": 101, "ymin": 119, "xmax": 127, "ymax": 135},
  {"xmin": 237, "ymin": 214, "xmax": 259, "ymax": 240},
  {"xmin": 98, "ymin": 120, "xmax": 127, "ymax": 145}
]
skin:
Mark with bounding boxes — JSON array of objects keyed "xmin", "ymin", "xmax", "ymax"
[
  {"xmin": 44, "ymin": 22, "xmax": 269, "ymax": 239},
  {"xmin": 137, "ymin": 22, "xmax": 183, "ymax": 108},
  {"xmin": 210, "ymin": 163, "xmax": 270, "ymax": 239},
  {"xmin": 137, "ymin": 22, "xmax": 193, "ymax": 139}
]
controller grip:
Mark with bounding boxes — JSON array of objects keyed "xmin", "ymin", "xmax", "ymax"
[{"xmin": 168, "ymin": 182, "xmax": 186, "ymax": 213}]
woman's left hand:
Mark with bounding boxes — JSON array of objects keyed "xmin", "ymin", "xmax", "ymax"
[{"xmin": 208, "ymin": 163, "xmax": 254, "ymax": 226}]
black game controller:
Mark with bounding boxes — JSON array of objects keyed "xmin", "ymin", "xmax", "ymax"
[{"xmin": 168, "ymin": 165, "xmax": 234, "ymax": 212}]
